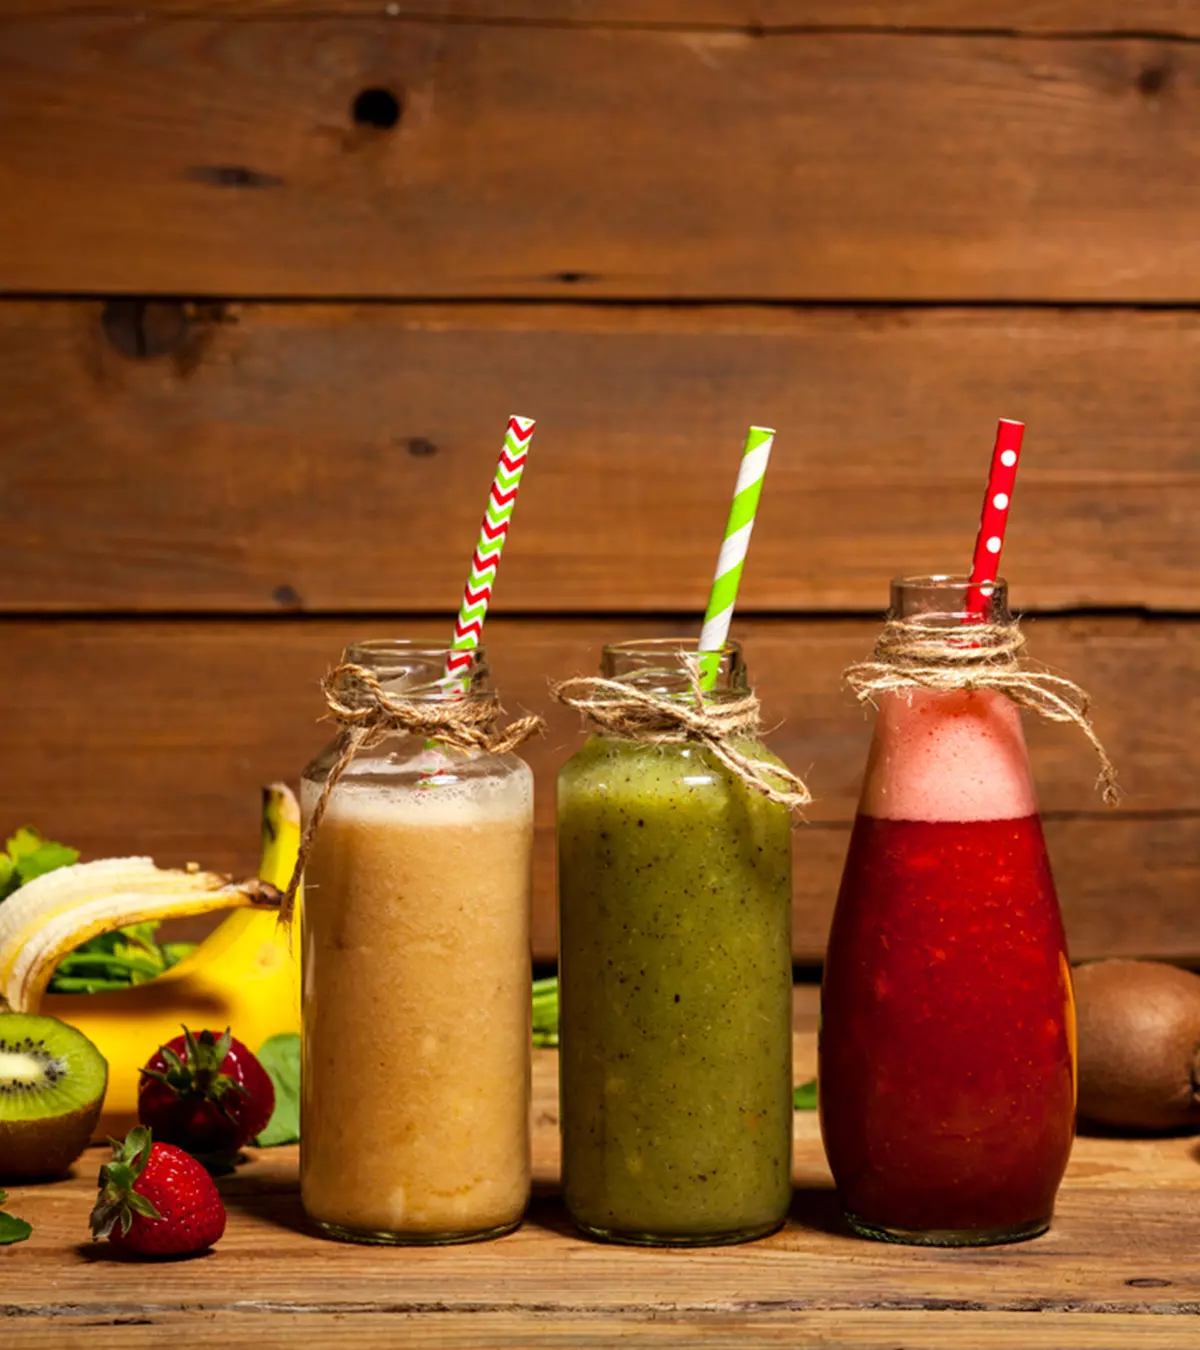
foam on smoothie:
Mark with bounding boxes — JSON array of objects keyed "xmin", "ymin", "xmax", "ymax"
[
  {"xmin": 302, "ymin": 769, "xmax": 531, "ymax": 827},
  {"xmin": 858, "ymin": 688, "xmax": 1037, "ymax": 823}
]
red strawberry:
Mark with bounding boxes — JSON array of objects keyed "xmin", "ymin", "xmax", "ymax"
[
  {"xmin": 90, "ymin": 1126, "xmax": 226, "ymax": 1258},
  {"xmin": 138, "ymin": 1027, "xmax": 275, "ymax": 1158}
]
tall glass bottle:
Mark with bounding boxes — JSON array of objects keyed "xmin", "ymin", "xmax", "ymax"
[
  {"xmin": 557, "ymin": 638, "xmax": 794, "ymax": 1246},
  {"xmin": 820, "ymin": 578, "xmax": 1075, "ymax": 1246},
  {"xmin": 299, "ymin": 641, "xmax": 533, "ymax": 1244}
]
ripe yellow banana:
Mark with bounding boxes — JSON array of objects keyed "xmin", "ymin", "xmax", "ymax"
[{"xmin": 35, "ymin": 784, "xmax": 302, "ymax": 1134}]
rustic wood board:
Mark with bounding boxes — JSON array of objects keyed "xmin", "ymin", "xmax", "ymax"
[
  {"xmin": 1, "ymin": 26, "xmax": 1197, "ymax": 299},
  {"xmin": 3, "ymin": 302, "xmax": 1199, "ymax": 613},
  {"xmin": 0, "ymin": 615, "xmax": 1195, "ymax": 962},
  {"xmin": 5, "ymin": 2, "xmax": 1199, "ymax": 33},
  {"xmin": 5, "ymin": 1006, "xmax": 1200, "ymax": 1349}
]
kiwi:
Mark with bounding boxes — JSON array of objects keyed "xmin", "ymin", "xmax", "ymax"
[
  {"xmin": 0, "ymin": 1012, "xmax": 108, "ymax": 1179},
  {"xmin": 1074, "ymin": 959, "xmax": 1200, "ymax": 1132}
]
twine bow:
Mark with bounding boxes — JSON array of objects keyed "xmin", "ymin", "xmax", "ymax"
[
  {"xmin": 280, "ymin": 662, "xmax": 544, "ymax": 923},
  {"xmin": 550, "ymin": 655, "xmax": 811, "ymax": 812},
  {"xmin": 844, "ymin": 619, "xmax": 1120, "ymax": 806}
]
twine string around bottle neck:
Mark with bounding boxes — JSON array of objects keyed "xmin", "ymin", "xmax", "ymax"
[
  {"xmin": 844, "ymin": 617, "xmax": 1120, "ymax": 806},
  {"xmin": 550, "ymin": 653, "xmax": 811, "ymax": 812},
  {"xmin": 280, "ymin": 662, "xmax": 544, "ymax": 924}
]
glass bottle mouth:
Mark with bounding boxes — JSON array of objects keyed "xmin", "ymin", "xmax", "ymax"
[
  {"xmin": 601, "ymin": 637, "xmax": 748, "ymax": 698},
  {"xmin": 889, "ymin": 575, "xmax": 1011, "ymax": 626},
  {"xmin": 340, "ymin": 639, "xmax": 493, "ymax": 702}
]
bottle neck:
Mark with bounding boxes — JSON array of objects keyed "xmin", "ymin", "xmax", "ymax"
[
  {"xmin": 890, "ymin": 575, "xmax": 1012, "ymax": 626},
  {"xmin": 600, "ymin": 638, "xmax": 750, "ymax": 701},
  {"xmin": 340, "ymin": 640, "xmax": 495, "ymax": 703}
]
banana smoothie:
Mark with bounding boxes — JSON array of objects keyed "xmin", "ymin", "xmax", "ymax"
[{"xmin": 300, "ymin": 762, "xmax": 534, "ymax": 1242}]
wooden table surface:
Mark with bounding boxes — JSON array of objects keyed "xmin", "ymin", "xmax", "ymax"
[{"xmin": 5, "ymin": 992, "xmax": 1200, "ymax": 1349}]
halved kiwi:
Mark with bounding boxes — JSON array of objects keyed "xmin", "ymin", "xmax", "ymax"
[{"xmin": 0, "ymin": 1012, "xmax": 108, "ymax": 1179}]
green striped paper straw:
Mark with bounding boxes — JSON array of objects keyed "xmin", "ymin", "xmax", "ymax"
[{"xmin": 697, "ymin": 425, "xmax": 776, "ymax": 690}]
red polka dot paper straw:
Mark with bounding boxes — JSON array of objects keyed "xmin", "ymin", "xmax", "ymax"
[
  {"xmin": 965, "ymin": 418, "xmax": 1025, "ymax": 619},
  {"xmin": 445, "ymin": 415, "xmax": 536, "ymax": 681}
]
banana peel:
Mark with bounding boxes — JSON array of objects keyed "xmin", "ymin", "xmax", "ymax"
[{"xmin": 36, "ymin": 784, "xmax": 302, "ymax": 1135}]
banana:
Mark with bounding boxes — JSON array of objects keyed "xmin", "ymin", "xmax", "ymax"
[
  {"xmin": 0, "ymin": 859, "xmax": 235, "ymax": 990},
  {"xmin": 36, "ymin": 784, "xmax": 303, "ymax": 1133}
]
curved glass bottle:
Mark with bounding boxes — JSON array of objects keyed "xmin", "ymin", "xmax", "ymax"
[
  {"xmin": 299, "ymin": 641, "xmax": 533, "ymax": 1245},
  {"xmin": 819, "ymin": 578, "xmax": 1075, "ymax": 1247},
  {"xmin": 557, "ymin": 639, "xmax": 794, "ymax": 1246}
]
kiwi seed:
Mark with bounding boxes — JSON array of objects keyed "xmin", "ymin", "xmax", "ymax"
[{"xmin": 0, "ymin": 1012, "xmax": 109, "ymax": 1179}]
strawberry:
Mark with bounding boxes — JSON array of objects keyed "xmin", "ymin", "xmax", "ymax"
[
  {"xmin": 138, "ymin": 1027, "xmax": 275, "ymax": 1158},
  {"xmin": 90, "ymin": 1126, "xmax": 226, "ymax": 1258}
]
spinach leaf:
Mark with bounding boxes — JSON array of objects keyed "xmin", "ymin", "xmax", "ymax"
[
  {"xmin": 254, "ymin": 1034, "xmax": 301, "ymax": 1147},
  {"xmin": 0, "ymin": 1191, "xmax": 32, "ymax": 1245},
  {"xmin": 0, "ymin": 827, "xmax": 78, "ymax": 902},
  {"xmin": 793, "ymin": 1079, "xmax": 818, "ymax": 1110},
  {"xmin": 532, "ymin": 976, "xmax": 559, "ymax": 1049},
  {"xmin": 5, "ymin": 828, "xmax": 79, "ymax": 888}
]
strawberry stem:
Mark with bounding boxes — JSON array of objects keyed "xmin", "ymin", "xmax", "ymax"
[{"xmin": 90, "ymin": 1126, "xmax": 163, "ymax": 1241}]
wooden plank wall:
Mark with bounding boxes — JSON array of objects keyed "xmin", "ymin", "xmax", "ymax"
[{"xmin": 0, "ymin": 3, "xmax": 1196, "ymax": 962}]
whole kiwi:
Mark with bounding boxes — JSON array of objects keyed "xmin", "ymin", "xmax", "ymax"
[{"xmin": 1074, "ymin": 959, "xmax": 1200, "ymax": 1132}]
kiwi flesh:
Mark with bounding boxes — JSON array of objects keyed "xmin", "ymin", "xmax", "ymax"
[
  {"xmin": 1074, "ymin": 959, "xmax": 1200, "ymax": 1132},
  {"xmin": 0, "ymin": 1012, "xmax": 108, "ymax": 1179}
]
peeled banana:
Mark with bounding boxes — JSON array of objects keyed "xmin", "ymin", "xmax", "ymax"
[{"xmin": 23, "ymin": 785, "xmax": 304, "ymax": 1133}]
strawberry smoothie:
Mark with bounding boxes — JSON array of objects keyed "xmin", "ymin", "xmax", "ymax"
[{"xmin": 820, "ymin": 684, "xmax": 1075, "ymax": 1245}]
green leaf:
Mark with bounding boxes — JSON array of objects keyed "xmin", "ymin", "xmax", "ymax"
[
  {"xmin": 0, "ymin": 1213, "xmax": 32, "ymax": 1244},
  {"xmin": 1, "ymin": 827, "xmax": 79, "ymax": 899},
  {"xmin": 6, "ymin": 827, "xmax": 47, "ymax": 862},
  {"xmin": 0, "ymin": 1192, "xmax": 31, "ymax": 1245},
  {"xmin": 15, "ymin": 842, "xmax": 79, "ymax": 885},
  {"xmin": 0, "ymin": 827, "xmax": 76, "ymax": 908},
  {"xmin": 44, "ymin": 975, "xmax": 137, "ymax": 994},
  {"xmin": 46, "ymin": 920, "xmax": 195, "ymax": 996},
  {"xmin": 793, "ymin": 1079, "xmax": 818, "ymax": 1111},
  {"xmin": 532, "ymin": 975, "xmax": 559, "ymax": 1049},
  {"xmin": 253, "ymin": 1034, "xmax": 301, "ymax": 1147},
  {"xmin": 161, "ymin": 942, "xmax": 196, "ymax": 969}
]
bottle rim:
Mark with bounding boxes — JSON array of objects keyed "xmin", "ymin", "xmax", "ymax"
[
  {"xmin": 340, "ymin": 639, "xmax": 492, "ymax": 702},
  {"xmin": 600, "ymin": 637, "xmax": 748, "ymax": 697},
  {"xmin": 889, "ymin": 575, "xmax": 1011, "ymax": 625}
]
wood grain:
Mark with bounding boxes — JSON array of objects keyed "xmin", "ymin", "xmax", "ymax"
[
  {"xmin": 6, "ymin": 1311, "xmax": 1199, "ymax": 1350},
  {"xmin": 4, "ymin": 2, "xmax": 1200, "ymax": 34},
  {"xmin": 2, "ymin": 25, "xmax": 1199, "ymax": 299},
  {"xmin": 5, "ymin": 1025, "xmax": 1200, "ymax": 1349},
  {"xmin": 0, "ymin": 615, "xmax": 1194, "ymax": 962},
  {"xmin": 2, "ymin": 302, "xmax": 1198, "ymax": 613}
]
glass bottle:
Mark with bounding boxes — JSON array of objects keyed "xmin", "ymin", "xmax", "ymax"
[
  {"xmin": 299, "ymin": 641, "xmax": 533, "ymax": 1244},
  {"xmin": 557, "ymin": 638, "xmax": 794, "ymax": 1246},
  {"xmin": 819, "ymin": 577, "xmax": 1075, "ymax": 1246}
]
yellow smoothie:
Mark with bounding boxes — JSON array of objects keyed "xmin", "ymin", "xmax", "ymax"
[{"xmin": 300, "ymin": 765, "xmax": 533, "ymax": 1241}]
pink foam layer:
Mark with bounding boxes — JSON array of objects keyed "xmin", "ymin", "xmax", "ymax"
[{"xmin": 858, "ymin": 688, "xmax": 1038, "ymax": 823}]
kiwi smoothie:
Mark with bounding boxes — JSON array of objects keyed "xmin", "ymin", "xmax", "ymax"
[{"xmin": 557, "ymin": 643, "xmax": 794, "ymax": 1245}]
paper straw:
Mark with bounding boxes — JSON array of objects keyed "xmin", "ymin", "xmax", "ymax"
[
  {"xmin": 445, "ymin": 415, "xmax": 536, "ymax": 680},
  {"xmin": 697, "ymin": 425, "xmax": 776, "ymax": 690},
  {"xmin": 965, "ymin": 418, "xmax": 1025, "ymax": 620}
]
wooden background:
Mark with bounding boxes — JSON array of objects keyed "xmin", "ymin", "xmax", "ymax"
[{"xmin": 0, "ymin": 2, "xmax": 1196, "ymax": 962}]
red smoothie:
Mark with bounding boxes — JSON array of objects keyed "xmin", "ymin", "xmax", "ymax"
[{"xmin": 820, "ymin": 686, "xmax": 1076, "ymax": 1244}]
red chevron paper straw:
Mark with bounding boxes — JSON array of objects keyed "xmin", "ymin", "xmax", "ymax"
[
  {"xmin": 445, "ymin": 415, "xmax": 536, "ymax": 680},
  {"xmin": 965, "ymin": 418, "xmax": 1025, "ymax": 620}
]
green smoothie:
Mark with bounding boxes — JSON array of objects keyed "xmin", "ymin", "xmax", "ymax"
[{"xmin": 557, "ymin": 734, "xmax": 794, "ymax": 1244}]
